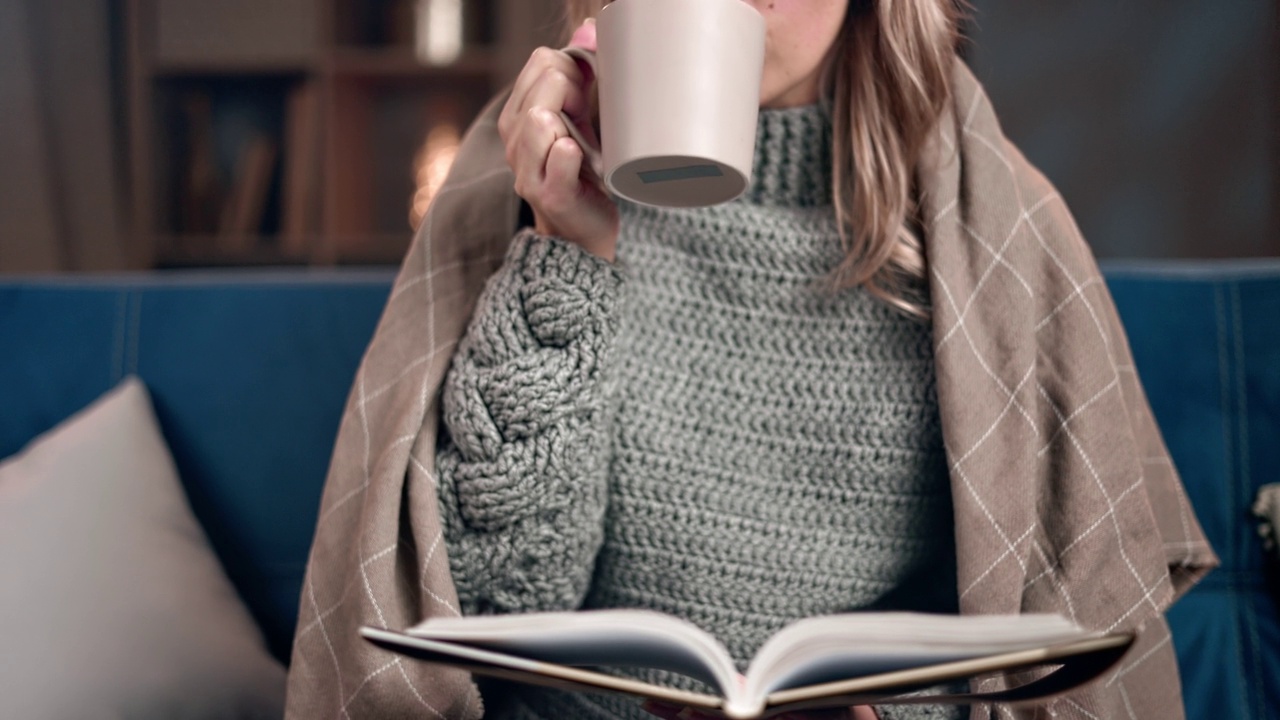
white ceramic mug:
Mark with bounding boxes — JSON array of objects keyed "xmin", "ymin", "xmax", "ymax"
[{"xmin": 559, "ymin": 0, "xmax": 766, "ymax": 208}]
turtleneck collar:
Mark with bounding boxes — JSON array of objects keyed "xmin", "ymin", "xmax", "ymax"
[{"xmin": 740, "ymin": 103, "xmax": 834, "ymax": 208}]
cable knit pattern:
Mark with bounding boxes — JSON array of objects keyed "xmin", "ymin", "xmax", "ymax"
[
  {"xmin": 437, "ymin": 232, "xmax": 622, "ymax": 612},
  {"xmin": 437, "ymin": 105, "xmax": 962, "ymax": 720}
]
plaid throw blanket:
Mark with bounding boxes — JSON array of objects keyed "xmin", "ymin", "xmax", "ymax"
[{"xmin": 285, "ymin": 63, "xmax": 1217, "ymax": 719}]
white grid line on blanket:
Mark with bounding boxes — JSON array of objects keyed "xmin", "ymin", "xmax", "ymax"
[
  {"xmin": 1037, "ymin": 383, "xmax": 1162, "ymax": 617},
  {"xmin": 1062, "ymin": 697, "xmax": 1103, "ymax": 720},
  {"xmin": 296, "ymin": 577, "xmax": 357, "ymax": 643},
  {"xmin": 362, "ymin": 252, "xmax": 501, "ymax": 367},
  {"xmin": 340, "ymin": 658, "xmax": 397, "ymax": 718},
  {"xmin": 311, "ymin": 351, "xmax": 450, "ymax": 545},
  {"xmin": 964, "ymin": 123, "xmax": 1018, "ymax": 183},
  {"xmin": 953, "ymin": 364, "xmax": 1037, "ymax": 468},
  {"xmin": 939, "ymin": 123, "xmax": 956, "ymax": 154},
  {"xmin": 352, "ymin": 360, "xmax": 443, "ymax": 719},
  {"xmin": 408, "ymin": 450, "xmax": 440, "ymax": 489},
  {"xmin": 961, "ymin": 215, "xmax": 1039, "ymax": 300},
  {"xmin": 932, "ymin": 272, "xmax": 1040, "ymax": 436},
  {"xmin": 355, "ymin": 535, "xmax": 444, "ymax": 719},
  {"xmin": 388, "ymin": 251, "xmax": 508, "ymax": 304},
  {"xmin": 307, "ymin": 577, "xmax": 350, "ymax": 720},
  {"xmin": 1035, "ymin": 276, "xmax": 1104, "ymax": 333},
  {"xmin": 960, "ymin": 85, "xmax": 1035, "ymax": 239},
  {"xmin": 362, "ymin": 543, "xmax": 396, "ymax": 569},
  {"xmin": 318, "ymin": 434, "xmax": 417, "ymax": 526},
  {"xmin": 935, "ymin": 215, "xmax": 1032, "ymax": 350},
  {"xmin": 1022, "ymin": 477, "xmax": 1144, "ymax": 592},
  {"xmin": 1023, "ymin": 210, "xmax": 1113, "ymax": 355},
  {"xmin": 931, "ymin": 196, "xmax": 959, "ymax": 227},
  {"xmin": 963, "ymin": 86, "xmax": 984, "ymax": 129},
  {"xmin": 340, "ymin": 335, "xmax": 460, "ymax": 719},
  {"xmin": 418, "ymin": 531, "xmax": 460, "ymax": 616},
  {"xmin": 393, "ymin": 657, "xmax": 440, "ymax": 717},
  {"xmin": 1164, "ymin": 540, "xmax": 1213, "ymax": 550},
  {"xmin": 1036, "ymin": 377, "xmax": 1120, "ymax": 457},
  {"xmin": 1104, "ymin": 578, "xmax": 1167, "ymax": 634},
  {"xmin": 1031, "ymin": 539, "xmax": 1078, "ymax": 622},
  {"xmin": 934, "ymin": 191, "xmax": 1059, "ymax": 352},
  {"xmin": 359, "ymin": 342, "xmax": 459, "ymax": 410},
  {"xmin": 408, "ymin": 452, "xmax": 462, "ymax": 618},
  {"xmin": 358, "ymin": 374, "xmax": 372, "ymax": 485},
  {"xmin": 960, "ymin": 521, "xmax": 1037, "ymax": 600},
  {"xmin": 1107, "ymin": 623, "xmax": 1172, "ymax": 687},
  {"xmin": 1117, "ymin": 683, "xmax": 1138, "ymax": 720}
]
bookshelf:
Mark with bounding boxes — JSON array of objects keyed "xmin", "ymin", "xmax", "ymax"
[{"xmin": 126, "ymin": 0, "xmax": 562, "ymax": 268}]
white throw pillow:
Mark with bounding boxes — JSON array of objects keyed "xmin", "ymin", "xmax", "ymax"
[{"xmin": 0, "ymin": 378, "xmax": 286, "ymax": 719}]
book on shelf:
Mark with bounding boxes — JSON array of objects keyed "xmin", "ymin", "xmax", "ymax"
[
  {"xmin": 179, "ymin": 90, "xmax": 222, "ymax": 234},
  {"xmin": 280, "ymin": 81, "xmax": 321, "ymax": 256},
  {"xmin": 361, "ymin": 609, "xmax": 1135, "ymax": 719},
  {"xmin": 218, "ymin": 133, "xmax": 278, "ymax": 249}
]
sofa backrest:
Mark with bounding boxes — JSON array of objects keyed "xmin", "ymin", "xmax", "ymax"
[
  {"xmin": 0, "ymin": 270, "xmax": 395, "ymax": 663},
  {"xmin": 1, "ymin": 262, "xmax": 1276, "ymax": 717},
  {"xmin": 1103, "ymin": 260, "xmax": 1280, "ymax": 720}
]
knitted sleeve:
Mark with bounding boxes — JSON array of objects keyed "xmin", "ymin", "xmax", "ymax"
[{"xmin": 435, "ymin": 229, "xmax": 623, "ymax": 615}]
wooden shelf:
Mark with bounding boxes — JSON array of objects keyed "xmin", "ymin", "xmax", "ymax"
[
  {"xmin": 331, "ymin": 233, "xmax": 414, "ymax": 266},
  {"xmin": 127, "ymin": 0, "xmax": 562, "ymax": 269},
  {"xmin": 327, "ymin": 47, "xmax": 496, "ymax": 79},
  {"xmin": 156, "ymin": 236, "xmax": 316, "ymax": 267},
  {"xmin": 151, "ymin": 59, "xmax": 316, "ymax": 78}
]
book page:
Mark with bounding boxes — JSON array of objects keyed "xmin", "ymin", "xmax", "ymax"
[
  {"xmin": 362, "ymin": 628, "xmax": 725, "ymax": 711},
  {"xmin": 408, "ymin": 610, "xmax": 741, "ymax": 697},
  {"xmin": 745, "ymin": 613, "xmax": 1094, "ymax": 700},
  {"xmin": 762, "ymin": 633, "xmax": 1134, "ymax": 714}
]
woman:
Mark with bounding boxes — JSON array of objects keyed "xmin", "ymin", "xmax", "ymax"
[
  {"xmin": 439, "ymin": 1, "xmax": 958, "ymax": 718},
  {"xmin": 284, "ymin": 2, "xmax": 1216, "ymax": 719}
]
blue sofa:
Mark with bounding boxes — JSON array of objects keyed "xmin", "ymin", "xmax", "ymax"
[{"xmin": 1, "ymin": 262, "xmax": 1277, "ymax": 717}]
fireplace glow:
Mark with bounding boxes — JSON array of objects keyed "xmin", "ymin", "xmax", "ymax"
[{"xmin": 410, "ymin": 122, "xmax": 461, "ymax": 229}]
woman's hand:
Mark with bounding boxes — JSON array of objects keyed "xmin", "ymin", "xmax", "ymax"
[
  {"xmin": 497, "ymin": 20, "xmax": 619, "ymax": 261},
  {"xmin": 642, "ymin": 701, "xmax": 880, "ymax": 720}
]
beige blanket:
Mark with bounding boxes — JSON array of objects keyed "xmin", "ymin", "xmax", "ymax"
[{"xmin": 285, "ymin": 63, "xmax": 1218, "ymax": 720}]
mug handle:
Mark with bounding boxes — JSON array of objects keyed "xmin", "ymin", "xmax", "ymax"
[{"xmin": 558, "ymin": 46, "xmax": 606, "ymax": 182}]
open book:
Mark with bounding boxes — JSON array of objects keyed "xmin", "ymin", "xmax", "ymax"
[{"xmin": 362, "ymin": 610, "xmax": 1134, "ymax": 718}]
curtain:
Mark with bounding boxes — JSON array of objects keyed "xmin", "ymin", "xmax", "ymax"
[{"xmin": 0, "ymin": 0, "xmax": 127, "ymax": 273}]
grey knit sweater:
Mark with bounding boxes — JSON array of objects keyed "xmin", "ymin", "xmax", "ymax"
[{"xmin": 436, "ymin": 105, "xmax": 962, "ymax": 720}]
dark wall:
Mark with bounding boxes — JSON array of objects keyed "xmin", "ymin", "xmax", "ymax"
[{"xmin": 967, "ymin": 0, "xmax": 1277, "ymax": 259}]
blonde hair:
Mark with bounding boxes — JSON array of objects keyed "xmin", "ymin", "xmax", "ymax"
[{"xmin": 563, "ymin": 0, "xmax": 963, "ymax": 317}]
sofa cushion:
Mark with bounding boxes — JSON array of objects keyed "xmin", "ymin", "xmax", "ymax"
[
  {"xmin": 0, "ymin": 269, "xmax": 395, "ymax": 660},
  {"xmin": 0, "ymin": 378, "xmax": 285, "ymax": 719}
]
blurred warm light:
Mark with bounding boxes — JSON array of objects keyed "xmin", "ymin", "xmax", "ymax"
[
  {"xmin": 415, "ymin": 0, "xmax": 463, "ymax": 65},
  {"xmin": 410, "ymin": 122, "xmax": 461, "ymax": 229}
]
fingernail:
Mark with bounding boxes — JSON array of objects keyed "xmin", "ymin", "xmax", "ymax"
[{"xmin": 570, "ymin": 18, "xmax": 598, "ymax": 49}]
